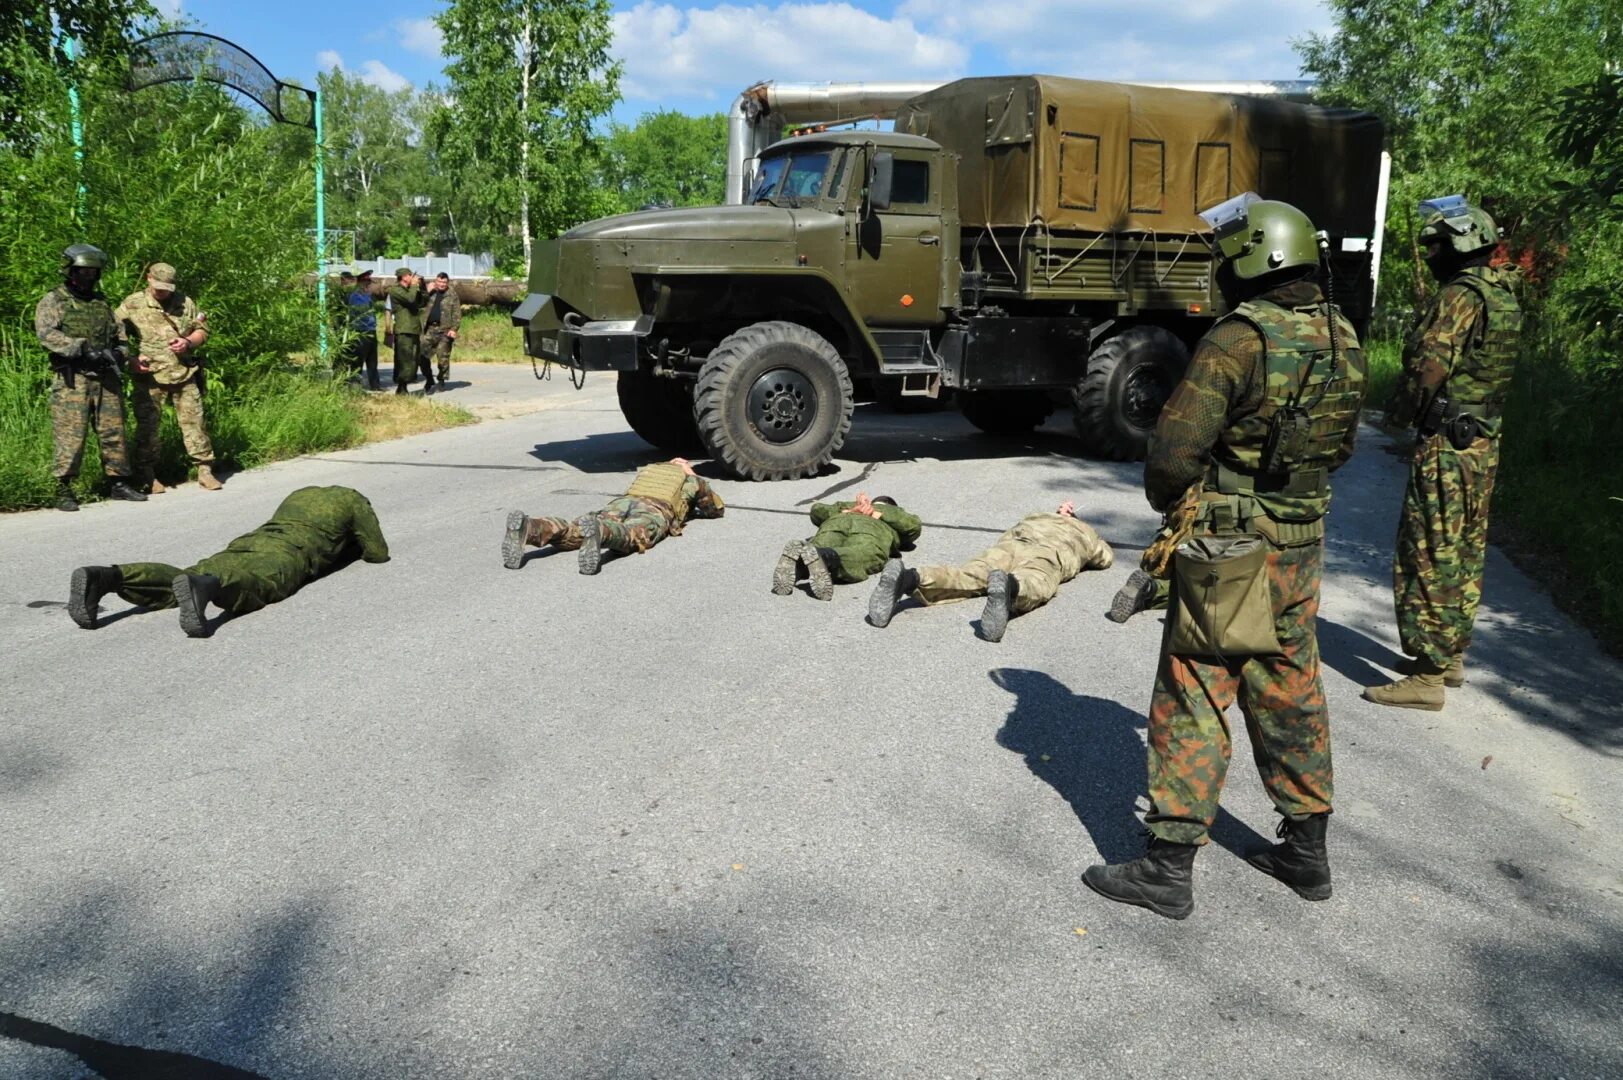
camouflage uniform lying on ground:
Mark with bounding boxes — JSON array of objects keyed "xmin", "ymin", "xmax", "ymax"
[
  {"xmin": 502, "ymin": 458, "xmax": 725, "ymax": 575},
  {"xmin": 68, "ymin": 485, "xmax": 389, "ymax": 638},
  {"xmin": 772, "ymin": 491, "xmax": 921, "ymax": 600},
  {"xmin": 866, "ymin": 500, "xmax": 1112, "ymax": 642},
  {"xmin": 1364, "ymin": 197, "xmax": 1522, "ymax": 712}
]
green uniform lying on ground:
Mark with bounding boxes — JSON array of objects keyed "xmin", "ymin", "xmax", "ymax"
[
  {"xmin": 866, "ymin": 501, "xmax": 1113, "ymax": 642},
  {"xmin": 68, "ymin": 485, "xmax": 389, "ymax": 637},
  {"xmin": 502, "ymin": 459, "xmax": 725, "ymax": 576},
  {"xmin": 772, "ymin": 492, "xmax": 921, "ymax": 600}
]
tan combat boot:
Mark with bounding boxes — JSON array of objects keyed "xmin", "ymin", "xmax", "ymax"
[
  {"xmin": 197, "ymin": 464, "xmax": 223, "ymax": 490},
  {"xmin": 1399, "ymin": 654, "xmax": 1465, "ymax": 688},
  {"xmin": 1363, "ymin": 670, "xmax": 1446, "ymax": 711}
]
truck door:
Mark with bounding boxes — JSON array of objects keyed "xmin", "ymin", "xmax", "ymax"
[{"xmin": 844, "ymin": 150, "xmax": 943, "ymax": 327}]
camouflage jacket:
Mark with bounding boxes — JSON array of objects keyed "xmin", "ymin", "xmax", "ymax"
[
  {"xmin": 115, "ymin": 288, "xmax": 205, "ymax": 385},
  {"xmin": 809, "ymin": 500, "xmax": 922, "ymax": 553},
  {"xmin": 1390, "ymin": 264, "xmax": 1522, "ymax": 435},
  {"xmin": 1146, "ymin": 278, "xmax": 1365, "ymax": 516},
  {"xmin": 388, "ymin": 282, "xmax": 427, "ymax": 335},
  {"xmin": 35, "ymin": 285, "xmax": 125, "ymax": 361},
  {"xmin": 424, "ymin": 285, "xmax": 461, "ymax": 334},
  {"xmin": 246, "ymin": 486, "xmax": 391, "ymax": 575}
]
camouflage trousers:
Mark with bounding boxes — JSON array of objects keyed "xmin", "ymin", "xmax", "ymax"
[
  {"xmin": 1394, "ymin": 434, "xmax": 1499, "ymax": 669},
  {"xmin": 392, "ymin": 333, "xmax": 424, "ymax": 385},
  {"xmin": 132, "ymin": 377, "xmax": 213, "ymax": 476},
  {"xmin": 115, "ymin": 545, "xmax": 308, "ymax": 616},
  {"xmin": 1145, "ymin": 540, "xmax": 1332, "ymax": 845},
  {"xmin": 51, "ymin": 370, "xmax": 130, "ymax": 479},
  {"xmin": 916, "ymin": 521, "xmax": 1113, "ymax": 615},
  {"xmin": 423, "ymin": 328, "xmax": 454, "ymax": 382},
  {"xmin": 529, "ymin": 497, "xmax": 674, "ymax": 555}
]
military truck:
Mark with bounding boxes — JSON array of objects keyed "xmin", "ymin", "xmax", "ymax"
[{"xmin": 513, "ymin": 75, "xmax": 1386, "ymax": 480}]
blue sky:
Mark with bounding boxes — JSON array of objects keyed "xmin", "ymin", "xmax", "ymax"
[{"xmin": 155, "ymin": 0, "xmax": 1337, "ymax": 121}]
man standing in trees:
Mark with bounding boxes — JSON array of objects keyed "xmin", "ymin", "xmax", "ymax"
[
  {"xmin": 116, "ymin": 262, "xmax": 220, "ymax": 492},
  {"xmin": 771, "ymin": 492, "xmax": 921, "ymax": 600},
  {"xmin": 340, "ymin": 270, "xmax": 381, "ymax": 391},
  {"xmin": 388, "ymin": 267, "xmax": 432, "ymax": 394},
  {"xmin": 422, "ymin": 272, "xmax": 461, "ymax": 387},
  {"xmin": 1081, "ymin": 195, "xmax": 1365, "ymax": 920},
  {"xmin": 35, "ymin": 244, "xmax": 147, "ymax": 511},
  {"xmin": 502, "ymin": 458, "xmax": 725, "ymax": 575},
  {"xmin": 1364, "ymin": 197, "xmax": 1522, "ymax": 712}
]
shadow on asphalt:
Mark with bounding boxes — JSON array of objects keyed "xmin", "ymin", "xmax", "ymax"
[
  {"xmin": 0, "ymin": 1010, "xmax": 270, "ymax": 1079},
  {"xmin": 1317, "ymin": 617, "xmax": 1410, "ymax": 688}
]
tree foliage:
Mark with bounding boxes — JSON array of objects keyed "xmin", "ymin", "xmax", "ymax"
[
  {"xmin": 0, "ymin": 0, "xmax": 157, "ymax": 143},
  {"xmin": 602, "ymin": 110, "xmax": 727, "ymax": 211},
  {"xmin": 431, "ymin": 0, "xmax": 621, "ymax": 270}
]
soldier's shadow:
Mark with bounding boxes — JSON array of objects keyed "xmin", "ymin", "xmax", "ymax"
[{"xmin": 989, "ymin": 668, "xmax": 1267, "ymax": 862}]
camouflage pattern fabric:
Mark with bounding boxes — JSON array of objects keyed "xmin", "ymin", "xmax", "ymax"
[
  {"xmin": 50, "ymin": 371, "xmax": 131, "ymax": 479},
  {"xmin": 1146, "ymin": 541, "xmax": 1332, "ymax": 845},
  {"xmin": 915, "ymin": 512, "xmax": 1113, "ymax": 613},
  {"xmin": 806, "ymin": 500, "xmax": 922, "ymax": 583},
  {"xmin": 388, "ymin": 282, "xmax": 427, "ymax": 336},
  {"xmin": 114, "ymin": 289, "xmax": 205, "ymax": 386},
  {"xmin": 393, "ymin": 332, "xmax": 422, "ymax": 386},
  {"xmin": 525, "ymin": 475, "xmax": 725, "ymax": 555},
  {"xmin": 1389, "ymin": 265, "xmax": 1521, "ymax": 435},
  {"xmin": 423, "ymin": 284, "xmax": 461, "ymax": 382},
  {"xmin": 1394, "ymin": 434, "xmax": 1498, "ymax": 670},
  {"xmin": 423, "ymin": 328, "xmax": 454, "ymax": 382},
  {"xmin": 132, "ymin": 380, "xmax": 213, "ymax": 474},
  {"xmin": 111, "ymin": 486, "xmax": 389, "ymax": 615}
]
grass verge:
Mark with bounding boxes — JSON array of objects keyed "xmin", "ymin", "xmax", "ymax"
[{"xmin": 451, "ymin": 309, "xmax": 527, "ymax": 363}]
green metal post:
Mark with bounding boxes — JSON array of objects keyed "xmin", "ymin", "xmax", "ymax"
[
  {"xmin": 315, "ymin": 85, "xmax": 328, "ymax": 365},
  {"xmin": 63, "ymin": 36, "xmax": 87, "ymax": 229}
]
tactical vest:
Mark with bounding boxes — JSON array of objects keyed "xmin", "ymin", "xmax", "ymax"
[
  {"xmin": 625, "ymin": 462, "xmax": 691, "ymax": 518},
  {"xmin": 1444, "ymin": 266, "xmax": 1521, "ymax": 431},
  {"xmin": 50, "ymin": 286, "xmax": 119, "ymax": 356},
  {"xmin": 1203, "ymin": 299, "xmax": 1366, "ymax": 531}
]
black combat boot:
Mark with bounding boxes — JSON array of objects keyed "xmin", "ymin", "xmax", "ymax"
[
  {"xmin": 771, "ymin": 539, "xmax": 806, "ymax": 596},
  {"xmin": 1107, "ymin": 569, "xmax": 1158, "ymax": 624},
  {"xmin": 867, "ymin": 558, "xmax": 918, "ymax": 628},
  {"xmin": 981, "ymin": 569, "xmax": 1017, "ymax": 642},
  {"xmin": 577, "ymin": 515, "xmax": 603, "ymax": 576},
  {"xmin": 804, "ymin": 545, "xmax": 836, "ymax": 601},
  {"xmin": 1081, "ymin": 837, "xmax": 1199, "ymax": 920},
  {"xmin": 1246, "ymin": 813, "xmax": 1332, "ymax": 901},
  {"xmin": 68, "ymin": 565, "xmax": 121, "ymax": 629},
  {"xmin": 172, "ymin": 573, "xmax": 221, "ymax": 638},
  {"xmin": 108, "ymin": 478, "xmax": 148, "ymax": 502},
  {"xmin": 503, "ymin": 510, "xmax": 530, "ymax": 570},
  {"xmin": 56, "ymin": 480, "xmax": 80, "ymax": 512}
]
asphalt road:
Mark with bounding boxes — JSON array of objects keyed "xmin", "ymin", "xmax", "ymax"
[{"xmin": 3, "ymin": 367, "xmax": 1620, "ymax": 1079}]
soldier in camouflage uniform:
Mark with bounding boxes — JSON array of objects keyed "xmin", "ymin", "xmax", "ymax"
[
  {"xmin": 772, "ymin": 491, "xmax": 921, "ymax": 600},
  {"xmin": 867, "ymin": 501, "xmax": 1113, "ymax": 642},
  {"xmin": 501, "ymin": 458, "xmax": 725, "ymax": 575},
  {"xmin": 1082, "ymin": 195, "xmax": 1366, "ymax": 920},
  {"xmin": 34, "ymin": 244, "xmax": 147, "ymax": 512},
  {"xmin": 421, "ymin": 272, "xmax": 462, "ymax": 386},
  {"xmin": 67, "ymin": 485, "xmax": 389, "ymax": 638},
  {"xmin": 387, "ymin": 268, "xmax": 433, "ymax": 394},
  {"xmin": 1364, "ymin": 197, "xmax": 1521, "ymax": 712},
  {"xmin": 115, "ymin": 262, "xmax": 219, "ymax": 492}
]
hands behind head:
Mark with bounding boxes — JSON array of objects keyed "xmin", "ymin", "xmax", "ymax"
[
  {"xmin": 847, "ymin": 491, "xmax": 882, "ymax": 518},
  {"xmin": 1057, "ymin": 500, "xmax": 1076, "ymax": 517}
]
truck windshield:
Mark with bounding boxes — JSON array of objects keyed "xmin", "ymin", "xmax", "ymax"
[{"xmin": 751, "ymin": 150, "xmax": 834, "ymax": 206}]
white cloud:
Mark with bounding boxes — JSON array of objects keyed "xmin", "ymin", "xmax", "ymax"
[
  {"xmin": 151, "ymin": 0, "xmax": 183, "ymax": 18},
  {"xmin": 397, "ymin": 17, "xmax": 444, "ymax": 59},
  {"xmin": 610, "ymin": 2, "xmax": 968, "ymax": 102},
  {"xmin": 316, "ymin": 50, "xmax": 412, "ymax": 93}
]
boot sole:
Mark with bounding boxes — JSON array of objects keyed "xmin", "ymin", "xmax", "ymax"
[
  {"xmin": 981, "ymin": 570, "xmax": 1011, "ymax": 642},
  {"xmin": 502, "ymin": 510, "xmax": 528, "ymax": 570},
  {"xmin": 804, "ymin": 545, "xmax": 834, "ymax": 601},
  {"xmin": 1360, "ymin": 691, "xmax": 1444, "ymax": 712},
  {"xmin": 1080, "ymin": 869, "xmax": 1193, "ymax": 921},
  {"xmin": 1107, "ymin": 569, "xmax": 1154, "ymax": 624},
  {"xmin": 172, "ymin": 574, "xmax": 211, "ymax": 638},
  {"xmin": 771, "ymin": 540, "xmax": 802, "ymax": 595},
  {"xmin": 68, "ymin": 567, "xmax": 98, "ymax": 629},
  {"xmin": 578, "ymin": 517, "xmax": 603, "ymax": 576},
  {"xmin": 868, "ymin": 561, "xmax": 905, "ymax": 628}
]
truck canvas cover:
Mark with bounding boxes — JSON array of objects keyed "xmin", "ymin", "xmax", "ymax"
[{"xmin": 895, "ymin": 75, "xmax": 1385, "ymax": 238}]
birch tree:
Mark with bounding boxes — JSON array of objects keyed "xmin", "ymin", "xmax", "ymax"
[{"xmin": 432, "ymin": 0, "xmax": 620, "ymax": 272}]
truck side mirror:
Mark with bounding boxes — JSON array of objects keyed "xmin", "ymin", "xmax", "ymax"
[{"xmin": 866, "ymin": 152, "xmax": 894, "ymax": 214}]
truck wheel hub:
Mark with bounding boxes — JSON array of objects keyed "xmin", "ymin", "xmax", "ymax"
[{"xmin": 749, "ymin": 368, "xmax": 816, "ymax": 443}]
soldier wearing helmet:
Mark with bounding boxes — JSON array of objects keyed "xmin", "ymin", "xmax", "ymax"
[
  {"xmin": 1083, "ymin": 194, "xmax": 1366, "ymax": 921},
  {"xmin": 34, "ymin": 244, "xmax": 147, "ymax": 511},
  {"xmin": 1364, "ymin": 196, "xmax": 1522, "ymax": 712}
]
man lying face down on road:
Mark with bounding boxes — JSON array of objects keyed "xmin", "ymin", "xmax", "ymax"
[
  {"xmin": 771, "ymin": 491, "xmax": 922, "ymax": 600},
  {"xmin": 502, "ymin": 457, "xmax": 725, "ymax": 575},
  {"xmin": 867, "ymin": 500, "xmax": 1114, "ymax": 642},
  {"xmin": 68, "ymin": 485, "xmax": 390, "ymax": 638}
]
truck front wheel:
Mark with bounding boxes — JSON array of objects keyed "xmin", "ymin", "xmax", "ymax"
[
  {"xmin": 694, "ymin": 321, "xmax": 854, "ymax": 481},
  {"xmin": 616, "ymin": 371, "xmax": 704, "ymax": 455},
  {"xmin": 1072, "ymin": 326, "xmax": 1190, "ymax": 461}
]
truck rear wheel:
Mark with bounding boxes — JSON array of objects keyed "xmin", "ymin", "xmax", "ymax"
[
  {"xmin": 616, "ymin": 371, "xmax": 704, "ymax": 455},
  {"xmin": 1072, "ymin": 326, "xmax": 1189, "ymax": 461},
  {"xmin": 694, "ymin": 321, "xmax": 853, "ymax": 481},
  {"xmin": 960, "ymin": 389, "xmax": 1053, "ymax": 436}
]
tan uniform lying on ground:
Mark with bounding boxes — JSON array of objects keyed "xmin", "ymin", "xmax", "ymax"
[{"xmin": 866, "ymin": 501, "xmax": 1113, "ymax": 642}]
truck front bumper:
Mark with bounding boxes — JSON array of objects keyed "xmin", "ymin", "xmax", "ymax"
[{"xmin": 513, "ymin": 293, "xmax": 654, "ymax": 372}]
